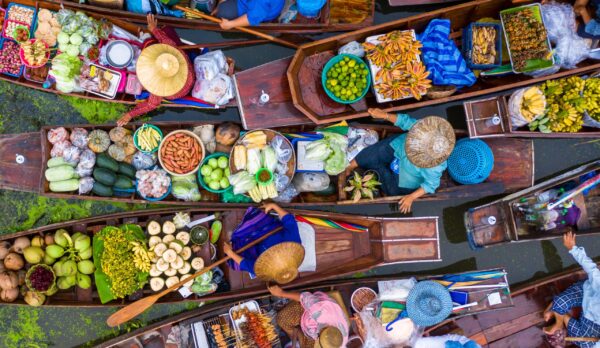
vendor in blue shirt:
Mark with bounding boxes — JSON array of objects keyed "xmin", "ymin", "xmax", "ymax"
[
  {"xmin": 224, "ymin": 203, "xmax": 301, "ymax": 277},
  {"xmin": 543, "ymin": 231, "xmax": 600, "ymax": 347},
  {"xmin": 347, "ymin": 108, "xmax": 455, "ymax": 214},
  {"xmin": 215, "ymin": 0, "xmax": 285, "ymax": 29}
]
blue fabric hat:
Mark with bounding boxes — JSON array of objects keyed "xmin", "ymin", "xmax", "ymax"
[{"xmin": 406, "ymin": 280, "xmax": 453, "ymax": 327}]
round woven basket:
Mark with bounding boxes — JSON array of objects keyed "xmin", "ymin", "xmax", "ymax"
[{"xmin": 426, "ymin": 85, "xmax": 457, "ymax": 99}]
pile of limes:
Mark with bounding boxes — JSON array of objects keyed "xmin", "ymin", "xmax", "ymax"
[{"xmin": 324, "ymin": 56, "xmax": 370, "ymax": 102}]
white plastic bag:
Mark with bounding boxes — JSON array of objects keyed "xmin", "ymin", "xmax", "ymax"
[
  {"xmin": 339, "ymin": 41, "xmax": 365, "ymax": 58},
  {"xmin": 541, "ymin": 2, "xmax": 590, "ymax": 69},
  {"xmin": 193, "ymin": 50, "xmax": 227, "ymax": 80},
  {"xmin": 293, "ymin": 172, "xmax": 330, "ymax": 192},
  {"xmin": 192, "ymin": 73, "xmax": 233, "ymax": 105}
]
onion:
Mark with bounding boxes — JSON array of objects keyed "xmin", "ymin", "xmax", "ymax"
[
  {"xmin": 12, "ymin": 237, "xmax": 30, "ymax": 254},
  {"xmin": 4, "ymin": 253, "xmax": 24, "ymax": 271},
  {"xmin": 0, "ymin": 242, "xmax": 10, "ymax": 260},
  {"xmin": 0, "ymin": 287, "xmax": 19, "ymax": 302}
]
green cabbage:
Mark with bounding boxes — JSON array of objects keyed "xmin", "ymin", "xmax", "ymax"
[
  {"xmin": 305, "ymin": 140, "xmax": 331, "ymax": 161},
  {"xmin": 262, "ymin": 146, "xmax": 277, "ymax": 172},
  {"xmin": 246, "ymin": 148, "xmax": 261, "ymax": 175},
  {"xmin": 229, "ymin": 171, "xmax": 256, "ymax": 195}
]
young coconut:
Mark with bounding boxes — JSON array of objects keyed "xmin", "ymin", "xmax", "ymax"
[
  {"xmin": 178, "ymin": 261, "xmax": 192, "ymax": 275},
  {"xmin": 169, "ymin": 241, "xmax": 183, "ymax": 255},
  {"xmin": 170, "ymin": 256, "xmax": 184, "ymax": 270},
  {"xmin": 162, "ymin": 235, "xmax": 175, "ymax": 245},
  {"xmin": 148, "ymin": 236, "xmax": 162, "ymax": 248},
  {"xmin": 191, "ymin": 257, "xmax": 204, "ymax": 271},
  {"xmin": 164, "ymin": 268, "xmax": 178, "ymax": 277},
  {"xmin": 162, "ymin": 221, "xmax": 176, "ymax": 235},
  {"xmin": 155, "ymin": 258, "xmax": 169, "ymax": 272},
  {"xmin": 12, "ymin": 237, "xmax": 30, "ymax": 254},
  {"xmin": 162, "ymin": 249, "xmax": 178, "ymax": 263},
  {"xmin": 150, "ymin": 277, "xmax": 165, "ymax": 292},
  {"xmin": 180, "ymin": 247, "xmax": 192, "ymax": 260},
  {"xmin": 153, "ymin": 243, "xmax": 167, "ymax": 257},
  {"xmin": 165, "ymin": 276, "xmax": 180, "ymax": 289},
  {"xmin": 149, "ymin": 264, "xmax": 162, "ymax": 277},
  {"xmin": 4, "ymin": 253, "xmax": 24, "ymax": 271},
  {"xmin": 175, "ymin": 231, "xmax": 190, "ymax": 245},
  {"xmin": 147, "ymin": 221, "xmax": 161, "ymax": 235}
]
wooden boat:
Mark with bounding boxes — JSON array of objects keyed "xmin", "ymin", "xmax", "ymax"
[
  {"xmin": 285, "ymin": 0, "xmax": 600, "ymax": 124},
  {"xmin": 464, "ymin": 93, "xmax": 600, "ymax": 139},
  {"xmin": 41, "ymin": 0, "xmax": 375, "ymax": 33},
  {"xmin": 0, "ymin": 121, "xmax": 534, "ymax": 206},
  {"xmin": 426, "ymin": 265, "xmax": 593, "ymax": 347},
  {"xmin": 0, "ymin": 0, "xmax": 239, "ymax": 111},
  {"xmin": 96, "ymin": 268, "xmax": 512, "ymax": 348},
  {"xmin": 465, "ymin": 160, "xmax": 600, "ymax": 249},
  {"xmin": 0, "ymin": 207, "xmax": 441, "ymax": 306}
]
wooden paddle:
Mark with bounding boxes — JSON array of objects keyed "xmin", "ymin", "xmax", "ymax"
[
  {"xmin": 173, "ymin": 5, "xmax": 299, "ymax": 49},
  {"xmin": 106, "ymin": 225, "xmax": 284, "ymax": 327}
]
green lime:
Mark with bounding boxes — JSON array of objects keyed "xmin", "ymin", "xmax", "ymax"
[
  {"xmin": 330, "ymin": 79, "xmax": 338, "ymax": 86},
  {"xmin": 344, "ymin": 57, "xmax": 350, "ymax": 62},
  {"xmin": 332, "ymin": 71, "xmax": 338, "ymax": 78},
  {"xmin": 342, "ymin": 66, "xmax": 348, "ymax": 72}
]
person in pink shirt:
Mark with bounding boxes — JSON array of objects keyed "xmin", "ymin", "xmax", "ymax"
[{"xmin": 269, "ymin": 284, "xmax": 349, "ymax": 348}]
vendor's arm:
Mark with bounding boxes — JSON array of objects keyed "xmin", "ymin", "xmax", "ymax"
[
  {"xmin": 220, "ymin": 15, "xmax": 251, "ymax": 30},
  {"xmin": 268, "ymin": 284, "xmax": 302, "ymax": 301},
  {"xmin": 398, "ymin": 187, "xmax": 427, "ymax": 214},
  {"xmin": 262, "ymin": 203, "xmax": 289, "ymax": 218},
  {"xmin": 147, "ymin": 14, "xmax": 178, "ymax": 46},
  {"xmin": 224, "ymin": 241, "xmax": 256, "ymax": 273},
  {"xmin": 368, "ymin": 108, "xmax": 417, "ymax": 131},
  {"xmin": 565, "ymin": 232, "xmax": 600, "ymax": 291},
  {"xmin": 397, "ymin": 165, "xmax": 445, "ymax": 213},
  {"xmin": 117, "ymin": 94, "xmax": 163, "ymax": 126}
]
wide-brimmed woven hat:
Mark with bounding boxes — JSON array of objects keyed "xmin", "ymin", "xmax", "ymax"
[
  {"xmin": 136, "ymin": 44, "xmax": 188, "ymax": 97},
  {"xmin": 405, "ymin": 116, "xmax": 455, "ymax": 168},
  {"xmin": 254, "ymin": 242, "xmax": 305, "ymax": 284},
  {"xmin": 406, "ymin": 280, "xmax": 452, "ymax": 327},
  {"xmin": 314, "ymin": 326, "xmax": 343, "ymax": 348}
]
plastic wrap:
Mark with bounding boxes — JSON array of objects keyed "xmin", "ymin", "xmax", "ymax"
[
  {"xmin": 273, "ymin": 184, "xmax": 299, "ymax": 203},
  {"xmin": 78, "ymin": 177, "xmax": 94, "ymax": 195},
  {"xmin": 192, "ymin": 73, "xmax": 234, "ymax": 105},
  {"xmin": 193, "ymin": 125, "xmax": 216, "ymax": 154},
  {"xmin": 229, "ymin": 171, "xmax": 256, "ymax": 195},
  {"xmin": 78, "ymin": 149, "xmax": 96, "ymax": 169},
  {"xmin": 508, "ymin": 88, "xmax": 530, "ymax": 127},
  {"xmin": 274, "ymin": 173, "xmax": 290, "ymax": 191},
  {"xmin": 47, "ymin": 127, "xmax": 68, "ymax": 144},
  {"xmin": 359, "ymin": 303, "xmax": 420, "ymax": 348},
  {"xmin": 76, "ymin": 164, "xmax": 93, "ymax": 177},
  {"xmin": 132, "ymin": 151, "xmax": 157, "ymax": 170},
  {"xmin": 63, "ymin": 145, "xmax": 82, "ymax": 166},
  {"xmin": 246, "ymin": 148, "xmax": 261, "ymax": 175},
  {"xmin": 541, "ymin": 2, "xmax": 590, "ymax": 69},
  {"xmin": 194, "ymin": 51, "xmax": 228, "ymax": 79},
  {"xmin": 293, "ymin": 173, "xmax": 330, "ymax": 192},
  {"xmin": 339, "ymin": 41, "xmax": 365, "ymax": 58},
  {"xmin": 347, "ymin": 127, "xmax": 379, "ymax": 161},
  {"xmin": 261, "ymin": 147, "xmax": 277, "ymax": 172},
  {"xmin": 271, "ymin": 135, "xmax": 293, "ymax": 163},
  {"xmin": 171, "ymin": 175, "xmax": 202, "ymax": 201},
  {"xmin": 50, "ymin": 140, "xmax": 72, "ymax": 158},
  {"xmin": 70, "ymin": 128, "xmax": 88, "ymax": 148}
]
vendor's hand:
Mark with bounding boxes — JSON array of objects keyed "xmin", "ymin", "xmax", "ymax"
[
  {"xmin": 147, "ymin": 13, "xmax": 158, "ymax": 32},
  {"xmin": 563, "ymin": 231, "xmax": 577, "ymax": 251},
  {"xmin": 268, "ymin": 284, "xmax": 285, "ymax": 297},
  {"xmin": 261, "ymin": 203, "xmax": 280, "ymax": 214},
  {"xmin": 220, "ymin": 18, "xmax": 234, "ymax": 30},
  {"xmin": 398, "ymin": 195, "xmax": 415, "ymax": 214},
  {"xmin": 117, "ymin": 113, "xmax": 132, "ymax": 127},
  {"xmin": 368, "ymin": 108, "xmax": 392, "ymax": 120},
  {"xmin": 223, "ymin": 242, "xmax": 235, "ymax": 256}
]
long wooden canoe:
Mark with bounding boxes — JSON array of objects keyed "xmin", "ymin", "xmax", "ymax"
[
  {"xmin": 0, "ymin": 207, "xmax": 441, "ymax": 306},
  {"xmin": 425, "ymin": 265, "xmax": 593, "ymax": 347},
  {"xmin": 0, "ymin": 121, "xmax": 534, "ymax": 206},
  {"xmin": 464, "ymin": 94, "xmax": 600, "ymax": 139},
  {"xmin": 96, "ymin": 268, "xmax": 512, "ymax": 348},
  {"xmin": 465, "ymin": 160, "xmax": 600, "ymax": 249},
  {"xmin": 285, "ymin": 0, "xmax": 600, "ymax": 124}
]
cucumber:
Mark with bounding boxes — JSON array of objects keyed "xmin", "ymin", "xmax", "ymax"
[
  {"xmin": 48, "ymin": 157, "xmax": 75, "ymax": 168},
  {"xmin": 118, "ymin": 162, "xmax": 136, "ymax": 179},
  {"xmin": 93, "ymin": 167, "xmax": 117, "ymax": 186},
  {"xmin": 92, "ymin": 182, "xmax": 113, "ymax": 197},
  {"xmin": 96, "ymin": 153, "xmax": 119, "ymax": 172},
  {"xmin": 49, "ymin": 179, "xmax": 79, "ymax": 192},
  {"xmin": 114, "ymin": 175, "xmax": 134, "ymax": 189}
]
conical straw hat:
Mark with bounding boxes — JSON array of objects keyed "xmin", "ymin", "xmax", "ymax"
[
  {"xmin": 136, "ymin": 44, "xmax": 188, "ymax": 97},
  {"xmin": 314, "ymin": 326, "xmax": 343, "ymax": 348},
  {"xmin": 254, "ymin": 242, "xmax": 305, "ymax": 284},
  {"xmin": 405, "ymin": 116, "xmax": 455, "ymax": 168}
]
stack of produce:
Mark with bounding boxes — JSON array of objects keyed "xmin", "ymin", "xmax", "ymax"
[
  {"xmin": 56, "ymin": 9, "xmax": 111, "ymax": 58},
  {"xmin": 0, "ymin": 240, "xmax": 26, "ymax": 304},
  {"xmin": 34, "ymin": 9, "xmax": 61, "ymax": 47},
  {"xmin": 471, "ymin": 25, "xmax": 498, "ymax": 66},
  {"xmin": 0, "ymin": 40, "xmax": 22, "ymax": 76},
  {"xmin": 323, "ymin": 55, "xmax": 370, "ymax": 102},
  {"xmin": 363, "ymin": 30, "xmax": 431, "ymax": 101},
  {"xmin": 200, "ymin": 155, "xmax": 231, "ymax": 192},
  {"xmin": 43, "ymin": 229, "xmax": 94, "ymax": 291},
  {"xmin": 583, "ymin": 77, "xmax": 600, "ymax": 123},
  {"xmin": 4, "ymin": 4, "xmax": 35, "ymax": 39},
  {"xmin": 304, "ymin": 131, "xmax": 349, "ymax": 175},
  {"xmin": 539, "ymin": 77, "xmax": 586, "ymax": 133},
  {"xmin": 501, "ymin": 6, "xmax": 551, "ymax": 72}
]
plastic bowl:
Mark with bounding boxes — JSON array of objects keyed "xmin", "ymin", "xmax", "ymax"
[
  {"xmin": 133, "ymin": 124, "xmax": 163, "ymax": 154},
  {"xmin": 198, "ymin": 152, "xmax": 232, "ymax": 194},
  {"xmin": 321, "ymin": 54, "xmax": 371, "ymax": 104},
  {"xmin": 19, "ymin": 39, "xmax": 49, "ymax": 68},
  {"xmin": 12, "ymin": 25, "xmax": 29, "ymax": 43},
  {"xmin": 158, "ymin": 130, "xmax": 205, "ymax": 177},
  {"xmin": 136, "ymin": 181, "xmax": 172, "ymax": 201},
  {"xmin": 256, "ymin": 168, "xmax": 274, "ymax": 185}
]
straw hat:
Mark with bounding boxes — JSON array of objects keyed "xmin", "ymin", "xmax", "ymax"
[
  {"xmin": 406, "ymin": 280, "xmax": 453, "ymax": 327},
  {"xmin": 136, "ymin": 44, "xmax": 188, "ymax": 97},
  {"xmin": 314, "ymin": 326, "xmax": 343, "ymax": 348},
  {"xmin": 405, "ymin": 116, "xmax": 455, "ymax": 168},
  {"xmin": 254, "ymin": 242, "xmax": 305, "ymax": 284}
]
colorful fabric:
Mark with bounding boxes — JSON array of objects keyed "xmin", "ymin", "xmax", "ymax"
[
  {"xmin": 300, "ymin": 291, "xmax": 349, "ymax": 347},
  {"xmin": 295, "ymin": 215, "xmax": 367, "ymax": 233},
  {"xmin": 227, "ymin": 208, "xmax": 300, "ymax": 275},
  {"xmin": 238, "ymin": 0, "xmax": 285, "ymax": 26},
  {"xmin": 568, "ymin": 247, "xmax": 600, "ymax": 325},
  {"xmin": 418, "ymin": 19, "xmax": 476, "ymax": 88},
  {"xmin": 128, "ymin": 27, "xmax": 195, "ymax": 119},
  {"xmin": 552, "ymin": 280, "xmax": 600, "ymax": 347},
  {"xmin": 276, "ymin": 301, "xmax": 316, "ymax": 348}
]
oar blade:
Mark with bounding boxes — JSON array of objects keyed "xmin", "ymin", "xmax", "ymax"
[{"xmin": 106, "ymin": 295, "xmax": 159, "ymax": 327}]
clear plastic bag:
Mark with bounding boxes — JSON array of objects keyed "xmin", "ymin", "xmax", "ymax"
[
  {"xmin": 63, "ymin": 145, "xmax": 81, "ymax": 166},
  {"xmin": 47, "ymin": 127, "xmax": 68, "ymax": 144},
  {"xmin": 359, "ymin": 302, "xmax": 421, "ymax": 348},
  {"xmin": 76, "ymin": 164, "xmax": 93, "ymax": 178},
  {"xmin": 132, "ymin": 151, "xmax": 157, "ymax": 170},
  {"xmin": 508, "ymin": 87, "xmax": 545, "ymax": 127},
  {"xmin": 193, "ymin": 125, "xmax": 216, "ymax": 154},
  {"xmin": 192, "ymin": 73, "xmax": 233, "ymax": 105},
  {"xmin": 339, "ymin": 41, "xmax": 365, "ymax": 58},
  {"xmin": 292, "ymin": 172, "xmax": 330, "ymax": 192},
  {"xmin": 79, "ymin": 177, "xmax": 94, "ymax": 195},
  {"xmin": 273, "ymin": 184, "xmax": 299, "ymax": 203},
  {"xmin": 271, "ymin": 135, "xmax": 293, "ymax": 163},
  {"xmin": 50, "ymin": 140, "xmax": 71, "ymax": 158},
  {"xmin": 274, "ymin": 173, "xmax": 290, "ymax": 191},
  {"xmin": 78, "ymin": 149, "xmax": 96, "ymax": 169},
  {"xmin": 229, "ymin": 171, "xmax": 256, "ymax": 195},
  {"xmin": 541, "ymin": 2, "xmax": 590, "ymax": 69},
  {"xmin": 70, "ymin": 128, "xmax": 88, "ymax": 149},
  {"xmin": 347, "ymin": 127, "xmax": 379, "ymax": 162},
  {"xmin": 194, "ymin": 50, "xmax": 227, "ymax": 80},
  {"xmin": 171, "ymin": 175, "xmax": 202, "ymax": 201}
]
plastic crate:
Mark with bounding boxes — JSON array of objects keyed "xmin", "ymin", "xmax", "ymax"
[
  {"xmin": 2, "ymin": 3, "xmax": 35, "ymax": 40},
  {"xmin": 462, "ymin": 22, "xmax": 502, "ymax": 70},
  {"xmin": 0, "ymin": 39, "xmax": 24, "ymax": 78}
]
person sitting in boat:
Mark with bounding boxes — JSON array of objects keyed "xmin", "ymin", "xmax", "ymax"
[
  {"xmin": 269, "ymin": 284, "xmax": 349, "ymax": 348},
  {"xmin": 224, "ymin": 203, "xmax": 305, "ymax": 284},
  {"xmin": 215, "ymin": 0, "xmax": 285, "ymax": 29},
  {"xmin": 575, "ymin": 0, "xmax": 600, "ymax": 38},
  {"xmin": 117, "ymin": 14, "xmax": 195, "ymax": 126},
  {"xmin": 543, "ymin": 231, "xmax": 600, "ymax": 347},
  {"xmin": 346, "ymin": 108, "xmax": 455, "ymax": 213}
]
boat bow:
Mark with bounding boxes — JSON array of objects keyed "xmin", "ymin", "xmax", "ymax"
[{"xmin": 0, "ymin": 132, "xmax": 42, "ymax": 192}]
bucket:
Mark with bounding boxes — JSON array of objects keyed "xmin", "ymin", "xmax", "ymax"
[
  {"xmin": 297, "ymin": 0, "xmax": 326, "ymax": 18},
  {"xmin": 191, "ymin": 0, "xmax": 216, "ymax": 13}
]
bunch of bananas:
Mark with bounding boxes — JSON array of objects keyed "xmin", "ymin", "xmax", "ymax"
[
  {"xmin": 130, "ymin": 241, "xmax": 155, "ymax": 273},
  {"xmin": 540, "ymin": 77, "xmax": 586, "ymax": 133},
  {"xmin": 376, "ymin": 61, "xmax": 431, "ymax": 101},
  {"xmin": 583, "ymin": 77, "xmax": 600, "ymax": 121},
  {"xmin": 472, "ymin": 26, "xmax": 497, "ymax": 65},
  {"xmin": 520, "ymin": 87, "xmax": 546, "ymax": 122}
]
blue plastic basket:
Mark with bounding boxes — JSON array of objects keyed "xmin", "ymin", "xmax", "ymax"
[
  {"xmin": 0, "ymin": 39, "xmax": 24, "ymax": 78},
  {"xmin": 321, "ymin": 54, "xmax": 371, "ymax": 104},
  {"xmin": 297, "ymin": 0, "xmax": 326, "ymax": 18},
  {"xmin": 447, "ymin": 138, "xmax": 494, "ymax": 185},
  {"xmin": 2, "ymin": 3, "xmax": 36, "ymax": 40},
  {"xmin": 462, "ymin": 22, "xmax": 502, "ymax": 70}
]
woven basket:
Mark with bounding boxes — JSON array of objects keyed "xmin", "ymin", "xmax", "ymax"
[{"xmin": 426, "ymin": 85, "xmax": 457, "ymax": 99}]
